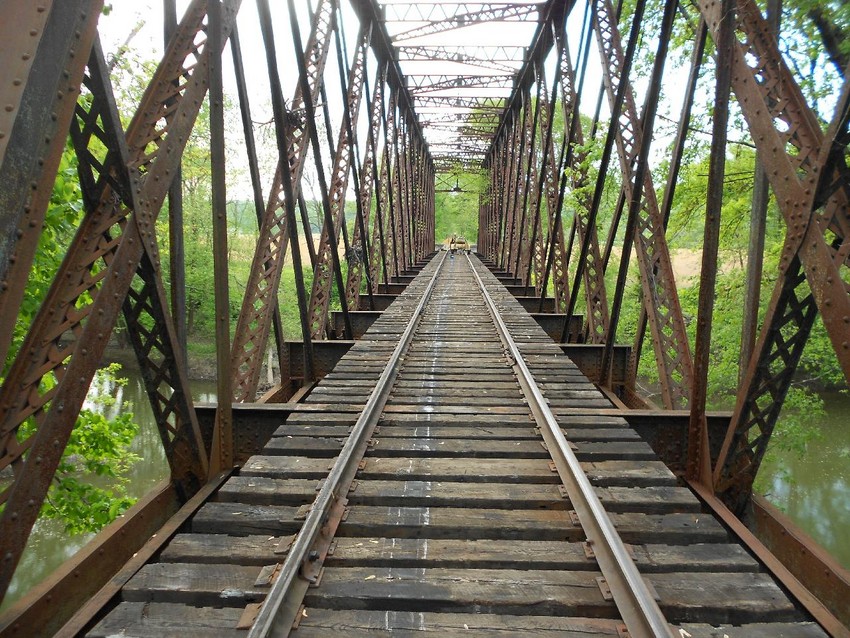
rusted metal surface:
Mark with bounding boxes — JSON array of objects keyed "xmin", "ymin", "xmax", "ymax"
[
  {"xmin": 751, "ymin": 495, "xmax": 850, "ymax": 630},
  {"xmin": 689, "ymin": 480, "xmax": 850, "ymax": 637},
  {"xmin": 0, "ymin": 0, "xmax": 102, "ymax": 373},
  {"xmin": 593, "ymin": 0, "xmax": 694, "ymax": 409},
  {"xmin": 209, "ymin": 0, "xmax": 233, "ymax": 474},
  {"xmin": 0, "ymin": 0, "xmax": 236, "ymax": 598},
  {"xmin": 555, "ymin": 23, "xmax": 609, "ymax": 344},
  {"xmin": 305, "ymin": 14, "xmax": 369, "ymax": 341},
  {"xmin": 0, "ymin": 483, "xmax": 180, "ymax": 638},
  {"xmin": 229, "ymin": 0, "xmax": 336, "ymax": 403},
  {"xmin": 687, "ymin": 0, "xmax": 732, "ymax": 485},
  {"xmin": 344, "ymin": 61, "xmax": 385, "ymax": 312},
  {"xmin": 702, "ymin": 0, "xmax": 850, "ymax": 510}
]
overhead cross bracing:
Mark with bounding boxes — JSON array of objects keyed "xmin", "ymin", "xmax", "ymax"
[{"xmin": 379, "ymin": 1, "xmax": 544, "ymax": 169}]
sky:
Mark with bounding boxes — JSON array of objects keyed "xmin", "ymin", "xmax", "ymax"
[{"xmin": 94, "ymin": 0, "xmax": 707, "ymax": 201}]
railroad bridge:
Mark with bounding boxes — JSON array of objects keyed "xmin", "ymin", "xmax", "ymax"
[{"xmin": 1, "ymin": 0, "xmax": 849, "ymax": 636}]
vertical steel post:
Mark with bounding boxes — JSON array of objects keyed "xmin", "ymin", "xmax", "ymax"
[
  {"xmin": 688, "ymin": 0, "xmax": 734, "ymax": 484},
  {"xmin": 209, "ymin": 0, "xmax": 232, "ymax": 472},
  {"xmin": 164, "ymin": 0, "xmax": 189, "ymax": 373}
]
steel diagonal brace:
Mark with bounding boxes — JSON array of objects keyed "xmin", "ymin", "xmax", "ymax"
[
  {"xmin": 593, "ymin": 0, "xmax": 694, "ymax": 408},
  {"xmin": 396, "ymin": 45, "xmax": 519, "ymax": 73},
  {"xmin": 346, "ymin": 65, "xmax": 387, "ymax": 309},
  {"xmin": 308, "ymin": 22, "xmax": 372, "ymax": 339},
  {"xmin": 230, "ymin": 0, "xmax": 337, "ymax": 401},
  {"xmin": 379, "ymin": 91, "xmax": 400, "ymax": 281},
  {"xmin": 555, "ymin": 28, "xmax": 609, "ymax": 343},
  {"xmin": 701, "ymin": 0, "xmax": 850, "ymax": 508},
  {"xmin": 534, "ymin": 60, "xmax": 572, "ymax": 314},
  {"xmin": 0, "ymin": 0, "xmax": 102, "ymax": 370},
  {"xmin": 0, "ymin": 0, "xmax": 241, "ymax": 601},
  {"xmin": 71, "ymin": 44, "xmax": 207, "ymax": 494}
]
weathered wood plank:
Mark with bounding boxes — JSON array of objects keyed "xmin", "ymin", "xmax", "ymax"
[
  {"xmin": 122, "ymin": 563, "xmax": 268, "ymax": 607},
  {"xmin": 338, "ymin": 506, "xmax": 728, "ymax": 544},
  {"xmin": 327, "ymin": 539, "xmax": 757, "ymax": 573},
  {"xmin": 241, "ymin": 455, "xmax": 336, "ymax": 479},
  {"xmin": 649, "ymin": 572, "xmax": 803, "ymax": 623},
  {"xmin": 293, "ymin": 609, "xmax": 622, "ymax": 637},
  {"xmin": 679, "ymin": 622, "xmax": 828, "ymax": 637},
  {"xmin": 159, "ymin": 533, "xmax": 286, "ymax": 566},
  {"xmin": 87, "ymin": 602, "xmax": 244, "ymax": 638},
  {"xmin": 302, "ymin": 567, "xmax": 615, "ymax": 617}
]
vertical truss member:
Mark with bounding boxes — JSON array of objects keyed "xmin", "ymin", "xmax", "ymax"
[
  {"xmin": 345, "ymin": 65, "xmax": 387, "ymax": 311},
  {"xmin": 0, "ymin": 0, "xmax": 241, "ymax": 600},
  {"xmin": 230, "ymin": 0, "xmax": 336, "ymax": 402},
  {"xmin": 380, "ymin": 89, "xmax": 401, "ymax": 282},
  {"xmin": 514, "ymin": 75, "xmax": 542, "ymax": 282},
  {"xmin": 0, "ymin": 0, "xmax": 102, "ymax": 369},
  {"xmin": 533, "ymin": 42, "xmax": 574, "ymax": 318},
  {"xmin": 700, "ymin": 0, "xmax": 850, "ymax": 511},
  {"xmin": 555, "ymin": 25, "xmax": 610, "ymax": 344},
  {"xmin": 593, "ymin": 0, "xmax": 694, "ymax": 408},
  {"xmin": 307, "ymin": 22, "xmax": 373, "ymax": 339}
]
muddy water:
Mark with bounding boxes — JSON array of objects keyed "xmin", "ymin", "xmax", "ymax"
[{"xmin": 758, "ymin": 391, "xmax": 850, "ymax": 571}]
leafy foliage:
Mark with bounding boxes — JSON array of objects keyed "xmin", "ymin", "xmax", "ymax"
[
  {"xmin": 33, "ymin": 365, "xmax": 140, "ymax": 534},
  {"xmin": 2, "ymin": 142, "xmax": 140, "ymax": 535}
]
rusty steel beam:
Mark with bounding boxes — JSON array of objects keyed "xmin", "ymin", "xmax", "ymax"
[
  {"xmin": 209, "ymin": 0, "xmax": 233, "ymax": 473},
  {"xmin": 0, "ymin": 0, "xmax": 102, "ymax": 373},
  {"xmin": 396, "ymin": 44, "xmax": 526, "ymax": 63},
  {"xmin": 485, "ymin": 2, "xmax": 565, "ymax": 160},
  {"xmin": 164, "ymin": 0, "xmax": 188, "ymax": 375},
  {"xmin": 368, "ymin": 76, "xmax": 391, "ymax": 295},
  {"xmin": 0, "ymin": 482, "xmax": 181, "ymax": 637},
  {"xmin": 513, "ymin": 71, "xmax": 543, "ymax": 281},
  {"xmin": 308, "ymin": 23, "xmax": 372, "ymax": 339},
  {"xmin": 0, "ymin": 0, "xmax": 239, "ymax": 601},
  {"xmin": 555, "ymin": 23, "xmax": 609, "ymax": 343},
  {"xmin": 229, "ymin": 0, "xmax": 335, "ymax": 402},
  {"xmin": 383, "ymin": 2, "xmax": 542, "ymax": 22},
  {"xmin": 415, "ymin": 95, "xmax": 506, "ymax": 110},
  {"xmin": 632, "ymin": 18, "xmax": 708, "ymax": 382},
  {"xmin": 396, "ymin": 45, "xmax": 520, "ymax": 73},
  {"xmin": 688, "ymin": 0, "xmax": 732, "ymax": 485},
  {"xmin": 230, "ymin": 24, "xmax": 287, "ymax": 384},
  {"xmin": 348, "ymin": 0, "xmax": 428, "ymax": 151},
  {"xmin": 702, "ymin": 0, "xmax": 850, "ymax": 510},
  {"xmin": 593, "ymin": 0, "xmax": 694, "ymax": 408},
  {"xmin": 381, "ymin": 89, "xmax": 401, "ymax": 279},
  {"xmin": 407, "ymin": 74, "xmax": 515, "ymax": 94},
  {"xmin": 390, "ymin": 3, "xmax": 542, "ymax": 42},
  {"xmin": 345, "ymin": 68, "xmax": 386, "ymax": 311}
]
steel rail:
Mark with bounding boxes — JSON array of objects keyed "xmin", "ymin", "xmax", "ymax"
[
  {"xmin": 465, "ymin": 254, "xmax": 675, "ymax": 638},
  {"xmin": 248, "ymin": 250, "xmax": 448, "ymax": 638}
]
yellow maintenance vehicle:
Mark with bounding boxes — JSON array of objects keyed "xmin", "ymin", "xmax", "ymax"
[{"xmin": 443, "ymin": 234, "xmax": 470, "ymax": 254}]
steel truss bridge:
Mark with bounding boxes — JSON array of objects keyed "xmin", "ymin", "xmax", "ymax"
[{"xmin": 1, "ymin": 0, "xmax": 850, "ymax": 636}]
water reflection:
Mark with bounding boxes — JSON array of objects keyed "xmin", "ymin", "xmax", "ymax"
[
  {"xmin": 0, "ymin": 365, "xmax": 216, "ymax": 613},
  {"xmin": 759, "ymin": 392, "xmax": 850, "ymax": 571}
]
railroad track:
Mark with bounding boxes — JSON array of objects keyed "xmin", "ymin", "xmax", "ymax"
[{"xmin": 90, "ymin": 253, "xmax": 827, "ymax": 638}]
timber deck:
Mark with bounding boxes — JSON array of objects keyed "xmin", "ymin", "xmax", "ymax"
[{"xmin": 88, "ymin": 254, "xmax": 826, "ymax": 637}]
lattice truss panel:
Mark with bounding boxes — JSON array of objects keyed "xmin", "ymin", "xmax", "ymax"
[{"xmin": 2, "ymin": 0, "xmax": 849, "ymax": 609}]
